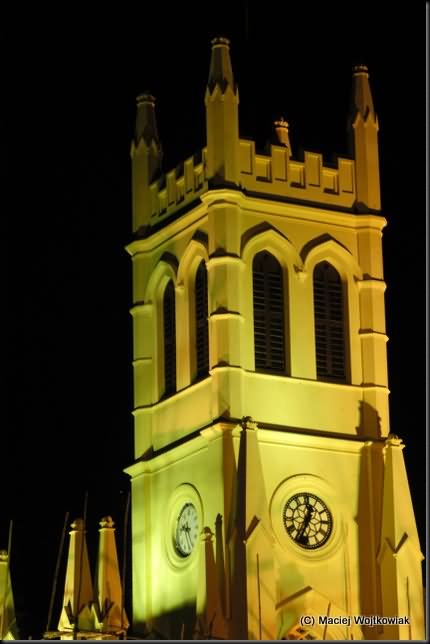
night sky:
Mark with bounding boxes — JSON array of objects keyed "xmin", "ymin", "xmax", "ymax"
[{"xmin": 5, "ymin": 5, "xmax": 425, "ymax": 639}]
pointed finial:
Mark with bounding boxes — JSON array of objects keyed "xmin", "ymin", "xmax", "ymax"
[
  {"xmin": 353, "ymin": 64, "xmax": 369, "ymax": 74},
  {"xmin": 137, "ymin": 92, "xmax": 155, "ymax": 103},
  {"xmin": 211, "ymin": 36, "xmax": 230, "ymax": 46},
  {"xmin": 70, "ymin": 518, "xmax": 85, "ymax": 531},
  {"xmin": 274, "ymin": 116, "xmax": 291, "ymax": 152},
  {"xmin": 99, "ymin": 516, "xmax": 115, "ymax": 529},
  {"xmin": 348, "ymin": 63, "xmax": 380, "ymax": 211},
  {"xmin": 134, "ymin": 92, "xmax": 161, "ymax": 146},
  {"xmin": 58, "ymin": 517, "xmax": 94, "ymax": 634},
  {"xmin": 200, "ymin": 527, "xmax": 214, "ymax": 543},
  {"xmin": 385, "ymin": 433, "xmax": 403, "ymax": 447},
  {"xmin": 350, "ymin": 64, "xmax": 376, "ymax": 122},
  {"xmin": 131, "ymin": 91, "xmax": 163, "ymax": 232},
  {"xmin": 207, "ymin": 36, "xmax": 236, "ymax": 94}
]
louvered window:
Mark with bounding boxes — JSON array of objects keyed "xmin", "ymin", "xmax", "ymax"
[
  {"xmin": 195, "ymin": 260, "xmax": 209, "ymax": 378},
  {"xmin": 253, "ymin": 251, "xmax": 286, "ymax": 373},
  {"xmin": 313, "ymin": 261, "xmax": 346, "ymax": 382},
  {"xmin": 163, "ymin": 280, "xmax": 176, "ymax": 395}
]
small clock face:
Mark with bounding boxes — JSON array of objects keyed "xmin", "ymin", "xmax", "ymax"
[
  {"xmin": 175, "ymin": 503, "xmax": 199, "ymax": 557},
  {"xmin": 283, "ymin": 492, "xmax": 332, "ymax": 549}
]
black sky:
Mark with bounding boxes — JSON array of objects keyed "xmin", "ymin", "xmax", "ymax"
[{"xmin": 5, "ymin": 4, "xmax": 425, "ymax": 639}]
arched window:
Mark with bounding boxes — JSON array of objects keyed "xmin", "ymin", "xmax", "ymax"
[
  {"xmin": 163, "ymin": 280, "xmax": 176, "ymax": 395},
  {"xmin": 195, "ymin": 260, "xmax": 209, "ymax": 378},
  {"xmin": 313, "ymin": 261, "xmax": 346, "ymax": 382},
  {"xmin": 253, "ymin": 251, "xmax": 286, "ymax": 373}
]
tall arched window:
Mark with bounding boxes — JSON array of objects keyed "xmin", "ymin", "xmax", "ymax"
[
  {"xmin": 163, "ymin": 280, "xmax": 176, "ymax": 395},
  {"xmin": 313, "ymin": 261, "xmax": 346, "ymax": 382},
  {"xmin": 253, "ymin": 251, "xmax": 286, "ymax": 373},
  {"xmin": 195, "ymin": 260, "xmax": 209, "ymax": 378}
]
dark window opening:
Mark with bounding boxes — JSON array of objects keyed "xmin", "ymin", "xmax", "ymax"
[
  {"xmin": 163, "ymin": 280, "xmax": 176, "ymax": 395},
  {"xmin": 253, "ymin": 251, "xmax": 286, "ymax": 373},
  {"xmin": 195, "ymin": 260, "xmax": 209, "ymax": 378},
  {"xmin": 313, "ymin": 261, "xmax": 346, "ymax": 382}
]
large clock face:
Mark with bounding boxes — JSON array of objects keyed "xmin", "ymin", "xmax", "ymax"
[
  {"xmin": 283, "ymin": 492, "xmax": 332, "ymax": 549},
  {"xmin": 175, "ymin": 503, "xmax": 199, "ymax": 557}
]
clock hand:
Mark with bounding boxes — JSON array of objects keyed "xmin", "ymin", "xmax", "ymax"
[
  {"xmin": 296, "ymin": 522, "xmax": 307, "ymax": 542},
  {"xmin": 296, "ymin": 505, "xmax": 313, "ymax": 542},
  {"xmin": 185, "ymin": 528, "xmax": 193, "ymax": 549}
]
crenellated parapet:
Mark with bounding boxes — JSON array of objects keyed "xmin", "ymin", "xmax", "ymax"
[
  {"xmin": 141, "ymin": 139, "xmax": 357, "ymax": 234},
  {"xmin": 142, "ymin": 150, "xmax": 208, "ymax": 232},
  {"xmin": 239, "ymin": 140, "xmax": 356, "ymax": 208}
]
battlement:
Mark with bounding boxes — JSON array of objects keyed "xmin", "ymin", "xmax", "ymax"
[
  {"xmin": 144, "ymin": 140, "xmax": 356, "ymax": 230},
  {"xmin": 146, "ymin": 149, "xmax": 208, "ymax": 229},
  {"xmin": 239, "ymin": 140, "xmax": 356, "ymax": 208}
]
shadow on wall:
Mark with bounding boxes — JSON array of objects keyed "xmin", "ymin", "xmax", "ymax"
[
  {"xmin": 356, "ymin": 440, "xmax": 384, "ymax": 640},
  {"xmin": 356, "ymin": 400, "xmax": 381, "ymax": 439},
  {"xmin": 151, "ymin": 603, "xmax": 196, "ymax": 640}
]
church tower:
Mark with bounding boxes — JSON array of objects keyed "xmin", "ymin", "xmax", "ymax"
[{"xmin": 125, "ymin": 39, "xmax": 425, "ymax": 640}]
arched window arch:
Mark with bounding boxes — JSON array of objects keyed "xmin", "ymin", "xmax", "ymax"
[
  {"xmin": 195, "ymin": 260, "xmax": 209, "ymax": 378},
  {"xmin": 313, "ymin": 261, "xmax": 346, "ymax": 382},
  {"xmin": 163, "ymin": 280, "xmax": 176, "ymax": 395},
  {"xmin": 253, "ymin": 251, "xmax": 286, "ymax": 373}
]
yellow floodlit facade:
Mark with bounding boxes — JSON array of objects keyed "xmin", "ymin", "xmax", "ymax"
[{"xmin": 125, "ymin": 39, "xmax": 425, "ymax": 640}]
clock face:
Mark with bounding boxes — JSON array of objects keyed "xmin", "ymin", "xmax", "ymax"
[
  {"xmin": 175, "ymin": 503, "xmax": 199, "ymax": 556},
  {"xmin": 283, "ymin": 492, "xmax": 332, "ymax": 549}
]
